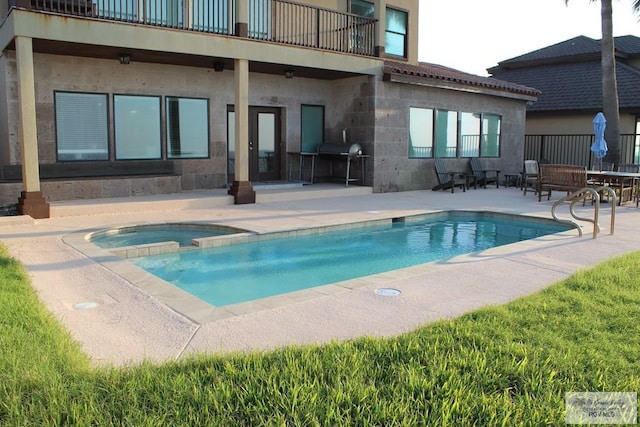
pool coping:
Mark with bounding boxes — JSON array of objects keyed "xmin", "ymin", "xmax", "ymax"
[{"xmin": 63, "ymin": 210, "xmax": 579, "ymax": 324}]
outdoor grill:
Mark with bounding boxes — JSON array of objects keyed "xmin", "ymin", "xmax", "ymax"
[{"xmin": 317, "ymin": 142, "xmax": 367, "ymax": 187}]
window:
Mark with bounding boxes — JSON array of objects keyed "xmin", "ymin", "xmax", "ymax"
[
  {"xmin": 459, "ymin": 112, "xmax": 480, "ymax": 157},
  {"xmin": 481, "ymin": 114, "xmax": 501, "ymax": 157},
  {"xmin": 409, "ymin": 107, "xmax": 433, "ymax": 158},
  {"xmin": 435, "ymin": 109, "xmax": 458, "ymax": 158},
  {"xmin": 114, "ymin": 95, "xmax": 161, "ymax": 160},
  {"xmin": 55, "ymin": 92, "xmax": 109, "ymax": 161},
  {"xmin": 351, "ymin": 0, "xmax": 373, "ymax": 17},
  {"xmin": 385, "ymin": 7, "xmax": 407, "ymax": 57},
  {"xmin": 409, "ymin": 108, "xmax": 502, "ymax": 159},
  {"xmin": 350, "ymin": 0, "xmax": 407, "ymax": 57},
  {"xmin": 146, "ymin": 0, "xmax": 183, "ymax": 27},
  {"xmin": 301, "ymin": 105, "xmax": 324, "ymax": 153},
  {"xmin": 166, "ymin": 97, "xmax": 209, "ymax": 158},
  {"xmin": 249, "ymin": 0, "xmax": 272, "ymax": 39},
  {"xmin": 192, "ymin": 0, "xmax": 231, "ymax": 33},
  {"xmin": 98, "ymin": 0, "xmax": 137, "ymax": 20}
]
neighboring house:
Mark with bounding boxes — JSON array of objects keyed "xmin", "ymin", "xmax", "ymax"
[
  {"xmin": 0, "ymin": 0, "xmax": 537, "ymax": 218},
  {"xmin": 489, "ymin": 35, "xmax": 640, "ymax": 136}
]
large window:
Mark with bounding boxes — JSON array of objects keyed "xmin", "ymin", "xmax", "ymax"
[
  {"xmin": 481, "ymin": 114, "xmax": 501, "ymax": 157},
  {"xmin": 435, "ymin": 109, "xmax": 458, "ymax": 158},
  {"xmin": 55, "ymin": 92, "xmax": 109, "ymax": 161},
  {"xmin": 350, "ymin": 0, "xmax": 407, "ymax": 57},
  {"xmin": 409, "ymin": 108, "xmax": 501, "ymax": 158},
  {"xmin": 192, "ymin": 0, "xmax": 231, "ymax": 32},
  {"xmin": 459, "ymin": 112, "xmax": 480, "ymax": 157},
  {"xmin": 249, "ymin": 0, "xmax": 272, "ymax": 39},
  {"xmin": 114, "ymin": 95, "xmax": 161, "ymax": 160},
  {"xmin": 166, "ymin": 97, "xmax": 209, "ymax": 158},
  {"xmin": 385, "ymin": 7, "xmax": 407, "ymax": 57},
  {"xmin": 409, "ymin": 107, "xmax": 433, "ymax": 158},
  {"xmin": 351, "ymin": 0, "xmax": 373, "ymax": 17}
]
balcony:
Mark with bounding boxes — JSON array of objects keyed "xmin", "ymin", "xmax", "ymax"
[{"xmin": 12, "ymin": 0, "xmax": 377, "ymax": 57}]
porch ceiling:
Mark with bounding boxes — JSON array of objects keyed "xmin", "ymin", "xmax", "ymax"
[{"xmin": 22, "ymin": 39, "xmax": 363, "ymax": 80}]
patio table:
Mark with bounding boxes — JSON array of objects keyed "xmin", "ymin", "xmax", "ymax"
[{"xmin": 587, "ymin": 170, "xmax": 640, "ymax": 206}]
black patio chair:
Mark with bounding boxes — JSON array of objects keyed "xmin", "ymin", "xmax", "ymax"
[
  {"xmin": 433, "ymin": 158, "xmax": 468, "ymax": 193},
  {"xmin": 470, "ymin": 158, "xmax": 500, "ymax": 189}
]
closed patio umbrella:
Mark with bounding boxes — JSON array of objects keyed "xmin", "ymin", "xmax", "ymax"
[{"xmin": 591, "ymin": 112, "xmax": 608, "ymax": 169}]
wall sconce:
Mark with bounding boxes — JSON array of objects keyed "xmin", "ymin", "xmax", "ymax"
[
  {"xmin": 284, "ymin": 69, "xmax": 294, "ymax": 79},
  {"xmin": 213, "ymin": 61, "xmax": 225, "ymax": 72},
  {"xmin": 118, "ymin": 54, "xmax": 131, "ymax": 65}
]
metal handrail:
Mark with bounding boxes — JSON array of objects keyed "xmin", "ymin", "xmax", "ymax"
[
  {"xmin": 551, "ymin": 186, "xmax": 616, "ymax": 238},
  {"xmin": 12, "ymin": 0, "xmax": 377, "ymax": 56}
]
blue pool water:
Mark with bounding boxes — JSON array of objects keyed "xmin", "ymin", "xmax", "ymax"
[
  {"xmin": 130, "ymin": 214, "xmax": 570, "ymax": 307},
  {"xmin": 90, "ymin": 224, "xmax": 235, "ymax": 248}
]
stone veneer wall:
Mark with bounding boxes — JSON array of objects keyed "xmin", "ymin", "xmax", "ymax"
[
  {"xmin": 0, "ymin": 176, "xmax": 182, "ymax": 205},
  {"xmin": 325, "ymin": 75, "xmax": 376, "ymax": 186}
]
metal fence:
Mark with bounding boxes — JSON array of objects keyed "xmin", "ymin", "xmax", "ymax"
[
  {"xmin": 21, "ymin": 0, "xmax": 376, "ymax": 56},
  {"xmin": 524, "ymin": 134, "xmax": 640, "ymax": 167}
]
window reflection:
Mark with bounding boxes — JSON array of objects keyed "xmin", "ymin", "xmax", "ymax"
[
  {"xmin": 114, "ymin": 95, "xmax": 161, "ymax": 160},
  {"xmin": 166, "ymin": 97, "xmax": 209, "ymax": 159}
]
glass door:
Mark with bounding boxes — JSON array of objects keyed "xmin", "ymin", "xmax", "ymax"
[{"xmin": 228, "ymin": 106, "xmax": 281, "ymax": 182}]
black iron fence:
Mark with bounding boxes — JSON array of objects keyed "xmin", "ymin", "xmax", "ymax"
[
  {"xmin": 524, "ymin": 134, "xmax": 640, "ymax": 167},
  {"xmin": 17, "ymin": 0, "xmax": 377, "ymax": 56}
]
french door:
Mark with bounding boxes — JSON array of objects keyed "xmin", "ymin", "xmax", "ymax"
[{"xmin": 228, "ymin": 106, "xmax": 281, "ymax": 182}]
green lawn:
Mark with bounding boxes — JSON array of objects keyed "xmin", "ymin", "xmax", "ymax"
[{"xmin": 1, "ymin": 244, "xmax": 638, "ymax": 426}]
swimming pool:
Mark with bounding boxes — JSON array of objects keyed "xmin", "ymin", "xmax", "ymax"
[{"xmin": 130, "ymin": 212, "xmax": 571, "ymax": 307}]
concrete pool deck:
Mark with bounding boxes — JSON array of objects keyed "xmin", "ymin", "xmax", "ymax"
[{"xmin": 1, "ymin": 184, "xmax": 638, "ymax": 366}]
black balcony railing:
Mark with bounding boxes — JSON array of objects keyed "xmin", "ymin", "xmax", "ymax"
[
  {"xmin": 524, "ymin": 134, "xmax": 640, "ymax": 167},
  {"xmin": 15, "ymin": 0, "xmax": 377, "ymax": 56}
]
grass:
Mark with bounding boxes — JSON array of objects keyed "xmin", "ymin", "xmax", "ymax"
[{"xmin": 1, "ymin": 243, "xmax": 639, "ymax": 426}]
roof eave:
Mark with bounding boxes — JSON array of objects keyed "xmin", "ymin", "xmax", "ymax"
[{"xmin": 384, "ymin": 72, "xmax": 539, "ymax": 102}]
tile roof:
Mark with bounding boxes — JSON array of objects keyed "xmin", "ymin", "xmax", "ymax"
[
  {"xmin": 490, "ymin": 35, "xmax": 640, "ymax": 71},
  {"xmin": 489, "ymin": 35, "xmax": 640, "ymax": 112},
  {"xmin": 383, "ymin": 60, "xmax": 540, "ymax": 98},
  {"xmin": 493, "ymin": 36, "xmax": 601, "ymax": 69}
]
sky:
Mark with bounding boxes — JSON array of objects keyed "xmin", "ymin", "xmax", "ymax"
[{"xmin": 418, "ymin": 0, "xmax": 640, "ymax": 76}]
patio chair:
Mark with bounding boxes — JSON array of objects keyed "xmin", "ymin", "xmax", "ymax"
[
  {"xmin": 615, "ymin": 163, "xmax": 640, "ymax": 205},
  {"xmin": 470, "ymin": 158, "xmax": 500, "ymax": 189},
  {"xmin": 432, "ymin": 158, "xmax": 468, "ymax": 193},
  {"xmin": 522, "ymin": 160, "xmax": 539, "ymax": 196}
]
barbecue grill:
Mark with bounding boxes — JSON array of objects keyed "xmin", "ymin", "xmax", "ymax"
[{"xmin": 317, "ymin": 142, "xmax": 367, "ymax": 187}]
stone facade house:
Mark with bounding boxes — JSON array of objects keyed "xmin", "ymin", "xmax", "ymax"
[{"xmin": 0, "ymin": 0, "xmax": 537, "ymax": 217}]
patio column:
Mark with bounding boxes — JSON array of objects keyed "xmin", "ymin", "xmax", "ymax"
[
  {"xmin": 15, "ymin": 36, "xmax": 50, "ymax": 219},
  {"xmin": 227, "ymin": 58, "xmax": 255, "ymax": 204},
  {"xmin": 235, "ymin": 0, "xmax": 248, "ymax": 37},
  {"xmin": 374, "ymin": 0, "xmax": 386, "ymax": 57}
]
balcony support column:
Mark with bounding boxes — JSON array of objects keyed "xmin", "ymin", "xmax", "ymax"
[
  {"xmin": 374, "ymin": 0, "xmax": 386, "ymax": 57},
  {"xmin": 15, "ymin": 36, "xmax": 49, "ymax": 218},
  {"xmin": 228, "ymin": 58, "xmax": 255, "ymax": 204},
  {"xmin": 235, "ymin": 0, "xmax": 248, "ymax": 37}
]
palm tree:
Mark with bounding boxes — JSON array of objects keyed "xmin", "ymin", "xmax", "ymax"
[{"xmin": 565, "ymin": 0, "xmax": 640, "ymax": 165}]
